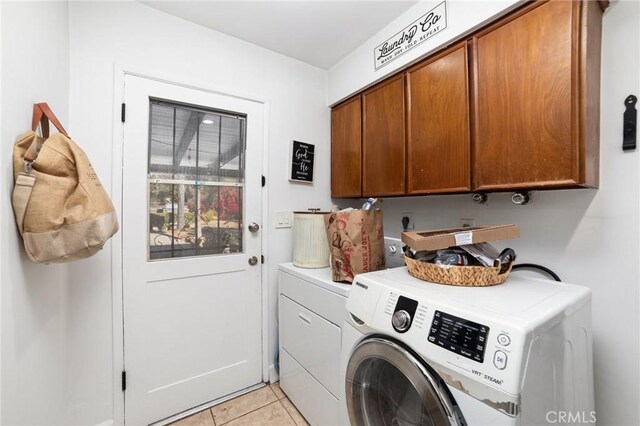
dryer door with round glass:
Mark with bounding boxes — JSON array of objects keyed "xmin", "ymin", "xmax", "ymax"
[{"xmin": 346, "ymin": 338, "xmax": 464, "ymax": 426}]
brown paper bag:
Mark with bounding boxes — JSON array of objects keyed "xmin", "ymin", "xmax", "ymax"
[{"xmin": 324, "ymin": 210, "xmax": 385, "ymax": 282}]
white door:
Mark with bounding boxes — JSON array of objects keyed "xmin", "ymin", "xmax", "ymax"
[{"xmin": 121, "ymin": 75, "xmax": 264, "ymax": 425}]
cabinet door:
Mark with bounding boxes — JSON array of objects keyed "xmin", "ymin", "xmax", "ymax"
[
  {"xmin": 362, "ymin": 75, "xmax": 405, "ymax": 196},
  {"xmin": 472, "ymin": 0, "xmax": 578, "ymax": 190},
  {"xmin": 406, "ymin": 43, "xmax": 471, "ymax": 194},
  {"xmin": 331, "ymin": 96, "xmax": 362, "ymax": 197}
]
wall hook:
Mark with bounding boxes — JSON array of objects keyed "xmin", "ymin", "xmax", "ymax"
[{"xmin": 623, "ymin": 94, "xmax": 637, "ymax": 151}]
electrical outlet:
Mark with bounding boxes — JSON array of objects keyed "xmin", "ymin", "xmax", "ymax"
[
  {"xmin": 275, "ymin": 211, "xmax": 292, "ymax": 229},
  {"xmin": 400, "ymin": 212, "xmax": 415, "ymax": 230},
  {"xmin": 460, "ymin": 218, "xmax": 475, "ymax": 228}
]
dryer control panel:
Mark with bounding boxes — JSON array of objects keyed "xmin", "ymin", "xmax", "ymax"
[{"xmin": 428, "ymin": 310, "xmax": 489, "ymax": 363}]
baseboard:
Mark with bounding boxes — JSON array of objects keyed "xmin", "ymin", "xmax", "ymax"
[{"xmin": 269, "ymin": 364, "xmax": 280, "ymax": 383}]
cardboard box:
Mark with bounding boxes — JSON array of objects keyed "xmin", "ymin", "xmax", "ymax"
[{"xmin": 401, "ymin": 224, "xmax": 519, "ymax": 252}]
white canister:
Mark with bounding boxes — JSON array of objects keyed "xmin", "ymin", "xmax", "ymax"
[{"xmin": 293, "ymin": 209, "xmax": 330, "ymax": 268}]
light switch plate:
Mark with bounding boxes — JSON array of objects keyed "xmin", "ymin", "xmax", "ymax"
[{"xmin": 275, "ymin": 210, "xmax": 292, "ymax": 229}]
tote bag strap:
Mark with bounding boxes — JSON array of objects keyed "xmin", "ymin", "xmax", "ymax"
[
  {"xmin": 25, "ymin": 103, "xmax": 69, "ymax": 163},
  {"xmin": 31, "ymin": 102, "xmax": 69, "ymax": 138},
  {"xmin": 12, "ymin": 173, "xmax": 36, "ymax": 236}
]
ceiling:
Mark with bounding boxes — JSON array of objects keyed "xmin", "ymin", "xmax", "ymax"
[{"xmin": 140, "ymin": 1, "xmax": 419, "ymax": 69}]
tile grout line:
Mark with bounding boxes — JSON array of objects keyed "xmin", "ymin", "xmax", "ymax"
[
  {"xmin": 212, "ymin": 384, "xmax": 278, "ymax": 426},
  {"xmin": 208, "ymin": 408, "xmax": 216, "ymax": 426},
  {"xmin": 280, "ymin": 399, "xmax": 299, "ymax": 426},
  {"xmin": 217, "ymin": 400, "xmax": 283, "ymax": 426},
  {"xmin": 270, "ymin": 383, "xmax": 287, "ymax": 400}
]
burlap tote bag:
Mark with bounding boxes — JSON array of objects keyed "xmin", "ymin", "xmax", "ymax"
[
  {"xmin": 12, "ymin": 103, "xmax": 119, "ymax": 263},
  {"xmin": 324, "ymin": 209, "xmax": 385, "ymax": 282}
]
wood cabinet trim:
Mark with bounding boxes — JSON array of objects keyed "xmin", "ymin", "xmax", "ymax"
[
  {"xmin": 405, "ymin": 41, "xmax": 472, "ymax": 193},
  {"xmin": 405, "ymin": 41, "xmax": 468, "ymax": 74},
  {"xmin": 579, "ymin": 0, "xmax": 602, "ymax": 187},
  {"xmin": 468, "ymin": 38, "xmax": 480, "ymax": 191},
  {"xmin": 405, "ymin": 42, "xmax": 471, "ymax": 194},
  {"xmin": 404, "ymin": 68, "xmax": 410, "ymax": 195},
  {"xmin": 331, "ymin": 96, "xmax": 362, "ymax": 197},
  {"xmin": 572, "ymin": 0, "xmax": 582, "ymax": 184},
  {"xmin": 471, "ymin": 0, "xmax": 583, "ymax": 189},
  {"xmin": 362, "ymin": 74, "xmax": 405, "ymax": 196},
  {"xmin": 332, "ymin": 95, "xmax": 360, "ymax": 111},
  {"xmin": 408, "ymin": 186, "xmax": 475, "ymax": 196},
  {"xmin": 597, "ymin": 0, "xmax": 609, "ymax": 12},
  {"xmin": 472, "ymin": 0, "xmax": 551, "ymax": 40},
  {"xmin": 476, "ymin": 179, "xmax": 582, "ymax": 191},
  {"xmin": 331, "ymin": 0, "xmax": 602, "ymax": 198},
  {"xmin": 362, "ymin": 73, "xmax": 405, "ymax": 97}
]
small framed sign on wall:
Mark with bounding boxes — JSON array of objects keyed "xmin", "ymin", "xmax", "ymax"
[
  {"xmin": 289, "ymin": 140, "xmax": 315, "ymax": 183},
  {"xmin": 374, "ymin": 1, "xmax": 448, "ymax": 70}
]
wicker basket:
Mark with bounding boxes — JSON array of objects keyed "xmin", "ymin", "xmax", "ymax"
[{"xmin": 404, "ymin": 255, "xmax": 512, "ymax": 287}]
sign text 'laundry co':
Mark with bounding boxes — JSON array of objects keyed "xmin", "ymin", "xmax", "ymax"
[{"xmin": 374, "ymin": 2, "xmax": 448, "ymax": 70}]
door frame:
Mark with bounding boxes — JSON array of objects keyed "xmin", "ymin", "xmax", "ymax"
[{"xmin": 110, "ymin": 64, "xmax": 270, "ymax": 425}]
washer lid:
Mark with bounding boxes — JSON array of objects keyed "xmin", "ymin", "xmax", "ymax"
[{"xmin": 346, "ymin": 337, "xmax": 464, "ymax": 426}]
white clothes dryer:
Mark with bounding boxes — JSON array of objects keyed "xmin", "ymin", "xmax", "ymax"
[{"xmin": 339, "ymin": 268, "xmax": 594, "ymax": 425}]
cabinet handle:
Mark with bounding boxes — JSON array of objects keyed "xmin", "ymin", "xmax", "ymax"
[{"xmin": 298, "ymin": 313, "xmax": 311, "ymax": 326}]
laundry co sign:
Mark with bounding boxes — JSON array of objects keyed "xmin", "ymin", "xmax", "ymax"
[{"xmin": 374, "ymin": 1, "xmax": 447, "ymax": 70}]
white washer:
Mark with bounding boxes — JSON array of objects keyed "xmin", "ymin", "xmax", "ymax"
[{"xmin": 340, "ymin": 267, "xmax": 594, "ymax": 425}]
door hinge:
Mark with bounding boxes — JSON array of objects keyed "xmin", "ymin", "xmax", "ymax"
[
  {"xmin": 261, "ymin": 255, "xmax": 264, "ymax": 264},
  {"xmin": 121, "ymin": 103, "xmax": 126, "ymax": 123},
  {"xmin": 122, "ymin": 371, "xmax": 127, "ymax": 392},
  {"xmin": 262, "ymin": 175, "xmax": 266, "ymax": 187}
]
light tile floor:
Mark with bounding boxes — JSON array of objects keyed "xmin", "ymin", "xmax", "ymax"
[{"xmin": 171, "ymin": 383, "xmax": 309, "ymax": 426}]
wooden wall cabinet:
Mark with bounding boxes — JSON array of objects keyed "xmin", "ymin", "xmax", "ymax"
[
  {"xmin": 330, "ymin": 0, "xmax": 604, "ymax": 198},
  {"xmin": 331, "ymin": 96, "xmax": 362, "ymax": 197},
  {"xmin": 406, "ymin": 42, "xmax": 471, "ymax": 194},
  {"xmin": 362, "ymin": 75, "xmax": 405, "ymax": 196},
  {"xmin": 471, "ymin": 0, "xmax": 602, "ymax": 190}
]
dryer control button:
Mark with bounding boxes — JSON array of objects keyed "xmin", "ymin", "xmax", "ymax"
[
  {"xmin": 392, "ymin": 310, "xmax": 411, "ymax": 332},
  {"xmin": 494, "ymin": 350, "xmax": 508, "ymax": 370},
  {"xmin": 497, "ymin": 334, "xmax": 511, "ymax": 346}
]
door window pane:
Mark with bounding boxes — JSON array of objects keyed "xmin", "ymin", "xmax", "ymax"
[
  {"xmin": 148, "ymin": 100, "xmax": 245, "ymax": 260},
  {"xmin": 198, "ymin": 115, "xmax": 245, "ymax": 182},
  {"xmin": 197, "ymin": 186, "xmax": 243, "ymax": 256},
  {"xmin": 149, "ymin": 103, "xmax": 175, "ymax": 180}
]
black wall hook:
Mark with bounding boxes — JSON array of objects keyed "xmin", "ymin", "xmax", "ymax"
[{"xmin": 623, "ymin": 94, "xmax": 637, "ymax": 151}]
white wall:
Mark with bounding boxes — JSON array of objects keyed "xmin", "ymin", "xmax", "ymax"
[
  {"xmin": 1, "ymin": 2, "xmax": 72, "ymax": 425},
  {"xmin": 0, "ymin": 1, "xmax": 4, "ymax": 421},
  {"xmin": 66, "ymin": 1, "xmax": 330, "ymax": 424},
  {"xmin": 2, "ymin": 1, "xmax": 637, "ymax": 425},
  {"xmin": 328, "ymin": 0, "xmax": 519, "ymax": 105},
  {"xmin": 329, "ymin": 1, "xmax": 640, "ymax": 425}
]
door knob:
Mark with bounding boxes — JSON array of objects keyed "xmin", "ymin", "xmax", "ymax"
[
  {"xmin": 248, "ymin": 222, "xmax": 260, "ymax": 233},
  {"xmin": 248, "ymin": 256, "xmax": 259, "ymax": 266}
]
